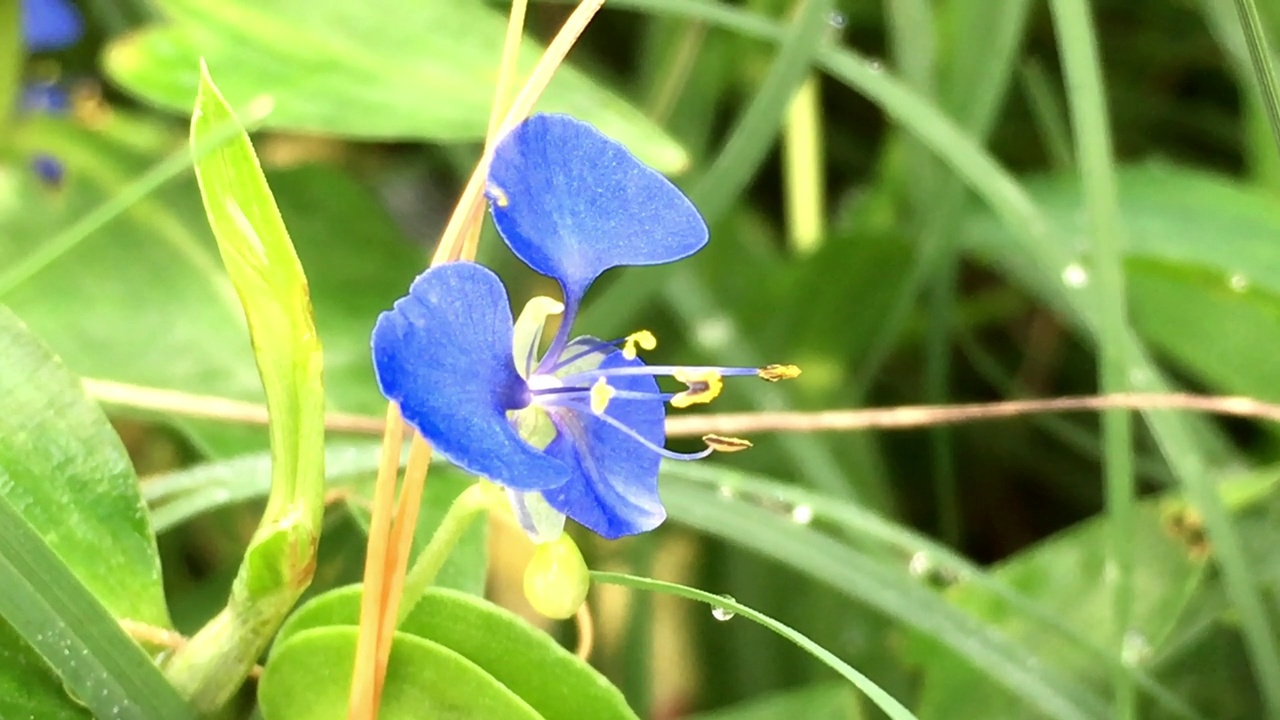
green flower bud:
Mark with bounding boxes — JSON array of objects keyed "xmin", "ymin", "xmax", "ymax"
[{"xmin": 523, "ymin": 532, "xmax": 590, "ymax": 619}]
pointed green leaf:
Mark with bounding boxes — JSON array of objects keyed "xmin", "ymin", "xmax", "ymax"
[
  {"xmin": 190, "ymin": 61, "xmax": 325, "ymax": 531},
  {"xmin": 0, "ymin": 305, "xmax": 183, "ymax": 718}
]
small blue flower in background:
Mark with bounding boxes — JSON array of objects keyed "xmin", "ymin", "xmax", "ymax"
[
  {"xmin": 373, "ymin": 114, "xmax": 797, "ymax": 540},
  {"xmin": 22, "ymin": 0, "xmax": 83, "ymax": 53},
  {"xmin": 17, "ymin": 0, "xmax": 85, "ymax": 188}
]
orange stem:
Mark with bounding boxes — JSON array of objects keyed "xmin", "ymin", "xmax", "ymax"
[
  {"xmin": 347, "ymin": 404, "xmax": 404, "ymax": 720},
  {"xmin": 372, "ymin": 435, "xmax": 432, "ymax": 702}
]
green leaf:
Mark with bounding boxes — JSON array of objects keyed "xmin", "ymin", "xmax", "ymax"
[
  {"xmin": 189, "ymin": 59, "xmax": 326, "ymax": 531},
  {"xmin": 274, "ymin": 585, "xmax": 636, "ymax": 720},
  {"xmin": 102, "ymin": 0, "xmax": 688, "ymax": 173},
  {"xmin": 0, "ymin": 112, "xmax": 419, "ymax": 457},
  {"xmin": 160, "ymin": 65, "xmax": 332, "ymax": 712},
  {"xmin": 909, "ymin": 502, "xmax": 1205, "ymax": 719},
  {"xmin": 259, "ymin": 626, "xmax": 545, "ymax": 720},
  {"xmin": 0, "ymin": 305, "xmax": 184, "ymax": 718},
  {"xmin": 0, "ymin": 312, "xmax": 170, "ymax": 626}
]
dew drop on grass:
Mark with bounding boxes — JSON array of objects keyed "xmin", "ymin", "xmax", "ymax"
[
  {"xmin": 907, "ymin": 551, "xmax": 931, "ymax": 577},
  {"xmin": 711, "ymin": 595, "xmax": 737, "ymax": 621},
  {"xmin": 827, "ymin": 12, "xmax": 847, "ymax": 28},
  {"xmin": 1229, "ymin": 273, "xmax": 1249, "ymax": 292},
  {"xmin": 1122, "ymin": 630, "xmax": 1151, "ymax": 667},
  {"xmin": 790, "ymin": 504, "xmax": 815, "ymax": 524},
  {"xmin": 1061, "ymin": 263, "xmax": 1089, "ymax": 288}
]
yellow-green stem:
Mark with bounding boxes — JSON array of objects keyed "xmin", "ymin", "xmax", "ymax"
[
  {"xmin": 783, "ymin": 75, "xmax": 825, "ymax": 254},
  {"xmin": 396, "ymin": 482, "xmax": 497, "ymax": 624}
]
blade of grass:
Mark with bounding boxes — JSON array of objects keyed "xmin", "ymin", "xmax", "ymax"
[
  {"xmin": 0, "ymin": 492, "xmax": 194, "ymax": 720},
  {"xmin": 1231, "ymin": 0, "xmax": 1280, "ymax": 153},
  {"xmin": 1046, "ymin": 2, "xmax": 1137, "ymax": 717},
  {"xmin": 591, "ymin": 571, "xmax": 919, "ymax": 720},
  {"xmin": 888, "ymin": 0, "xmax": 951, "ymax": 541},
  {"xmin": 1019, "ymin": 58, "xmax": 1076, "ymax": 171},
  {"xmin": 662, "ymin": 480, "xmax": 1109, "ymax": 720},
  {"xmin": 664, "ymin": 461, "xmax": 1204, "ymax": 720}
]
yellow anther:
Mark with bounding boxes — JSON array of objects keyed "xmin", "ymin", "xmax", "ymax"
[
  {"xmin": 589, "ymin": 377, "xmax": 616, "ymax": 415},
  {"xmin": 758, "ymin": 364, "xmax": 801, "ymax": 382},
  {"xmin": 489, "ymin": 185, "xmax": 510, "ymax": 207},
  {"xmin": 622, "ymin": 330, "xmax": 657, "ymax": 360},
  {"xmin": 670, "ymin": 369, "xmax": 723, "ymax": 409},
  {"xmin": 703, "ymin": 434, "xmax": 753, "ymax": 453}
]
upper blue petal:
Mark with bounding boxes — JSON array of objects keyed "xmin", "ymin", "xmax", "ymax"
[
  {"xmin": 541, "ymin": 348, "xmax": 667, "ymax": 539},
  {"xmin": 486, "ymin": 113, "xmax": 708, "ymax": 300},
  {"xmin": 23, "ymin": 0, "xmax": 84, "ymax": 51},
  {"xmin": 372, "ymin": 261, "xmax": 570, "ymax": 491}
]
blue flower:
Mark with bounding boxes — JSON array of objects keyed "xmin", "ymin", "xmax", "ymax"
[
  {"xmin": 23, "ymin": 0, "xmax": 83, "ymax": 52},
  {"xmin": 372, "ymin": 114, "xmax": 796, "ymax": 540},
  {"xmin": 18, "ymin": 0, "xmax": 85, "ymax": 188}
]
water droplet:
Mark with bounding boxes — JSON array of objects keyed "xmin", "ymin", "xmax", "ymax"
[
  {"xmin": 1122, "ymin": 630, "xmax": 1150, "ymax": 667},
  {"xmin": 717, "ymin": 485, "xmax": 736, "ymax": 500},
  {"xmin": 790, "ymin": 504, "xmax": 815, "ymax": 524},
  {"xmin": 1061, "ymin": 263, "xmax": 1089, "ymax": 288},
  {"xmin": 908, "ymin": 551, "xmax": 931, "ymax": 577},
  {"xmin": 867, "ymin": 59, "xmax": 885, "ymax": 72},
  {"xmin": 1229, "ymin": 273, "xmax": 1249, "ymax": 292},
  {"xmin": 711, "ymin": 596, "xmax": 737, "ymax": 621},
  {"xmin": 827, "ymin": 12, "xmax": 847, "ymax": 28}
]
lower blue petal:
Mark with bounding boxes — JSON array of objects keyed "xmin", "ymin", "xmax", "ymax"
[
  {"xmin": 23, "ymin": 0, "xmax": 83, "ymax": 51},
  {"xmin": 372, "ymin": 261, "xmax": 569, "ymax": 491},
  {"xmin": 542, "ymin": 350, "xmax": 667, "ymax": 539}
]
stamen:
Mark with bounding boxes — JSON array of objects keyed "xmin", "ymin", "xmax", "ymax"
[
  {"xmin": 532, "ymin": 384, "xmax": 674, "ymax": 404},
  {"xmin": 589, "ymin": 378, "xmax": 615, "ymax": 414},
  {"xmin": 671, "ymin": 369, "xmax": 723, "ymax": 409},
  {"xmin": 563, "ymin": 365, "xmax": 759, "ymax": 384},
  {"xmin": 621, "ymin": 330, "xmax": 657, "ymax": 360},
  {"xmin": 758, "ymin": 364, "xmax": 801, "ymax": 382},
  {"xmin": 559, "ymin": 401, "xmax": 714, "ymax": 461},
  {"xmin": 546, "ymin": 337, "xmax": 623, "ymax": 374},
  {"xmin": 703, "ymin": 434, "xmax": 753, "ymax": 453}
]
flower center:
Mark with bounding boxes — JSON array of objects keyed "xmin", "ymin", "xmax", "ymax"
[{"xmin": 511, "ymin": 295, "xmax": 799, "ymax": 460}]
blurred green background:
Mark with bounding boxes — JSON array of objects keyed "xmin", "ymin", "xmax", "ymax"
[{"xmin": 8, "ymin": 0, "xmax": 1280, "ymax": 718}]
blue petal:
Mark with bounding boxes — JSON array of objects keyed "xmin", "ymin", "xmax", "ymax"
[
  {"xmin": 372, "ymin": 261, "xmax": 570, "ymax": 491},
  {"xmin": 542, "ymin": 349, "xmax": 667, "ymax": 539},
  {"xmin": 486, "ymin": 113, "xmax": 708, "ymax": 300},
  {"xmin": 23, "ymin": 0, "xmax": 84, "ymax": 51}
]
